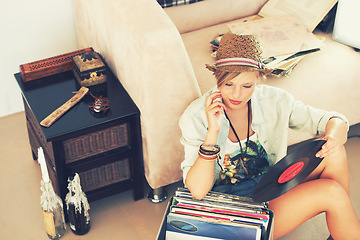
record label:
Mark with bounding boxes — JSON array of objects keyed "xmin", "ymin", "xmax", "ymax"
[{"xmin": 278, "ymin": 161, "xmax": 305, "ymax": 184}]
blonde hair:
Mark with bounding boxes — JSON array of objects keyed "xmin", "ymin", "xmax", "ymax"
[
  {"xmin": 206, "ymin": 65, "xmax": 266, "ymax": 87},
  {"xmin": 215, "ymin": 71, "xmax": 241, "ymax": 87}
]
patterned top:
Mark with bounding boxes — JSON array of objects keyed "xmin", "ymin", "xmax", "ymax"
[{"xmin": 214, "ymin": 133, "xmax": 269, "ymax": 186}]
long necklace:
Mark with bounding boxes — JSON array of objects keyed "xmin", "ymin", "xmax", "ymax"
[{"xmin": 224, "ymin": 101, "xmax": 251, "ymax": 175}]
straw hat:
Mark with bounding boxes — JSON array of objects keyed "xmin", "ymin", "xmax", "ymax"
[{"xmin": 206, "ymin": 33, "xmax": 271, "ymax": 75}]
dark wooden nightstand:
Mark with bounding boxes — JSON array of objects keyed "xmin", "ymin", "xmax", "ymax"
[{"xmin": 15, "ymin": 66, "xmax": 144, "ymax": 204}]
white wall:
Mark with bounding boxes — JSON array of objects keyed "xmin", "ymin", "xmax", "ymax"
[{"xmin": 1, "ymin": 0, "xmax": 78, "ymax": 118}]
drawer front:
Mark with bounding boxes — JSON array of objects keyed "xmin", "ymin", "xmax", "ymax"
[
  {"xmin": 63, "ymin": 123, "xmax": 129, "ymax": 163},
  {"xmin": 78, "ymin": 157, "xmax": 131, "ymax": 192}
]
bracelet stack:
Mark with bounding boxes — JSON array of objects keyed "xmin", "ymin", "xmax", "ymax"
[{"xmin": 198, "ymin": 144, "xmax": 220, "ymax": 161}]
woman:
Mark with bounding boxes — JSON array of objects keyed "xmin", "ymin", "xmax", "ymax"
[{"xmin": 179, "ymin": 33, "xmax": 360, "ymax": 239}]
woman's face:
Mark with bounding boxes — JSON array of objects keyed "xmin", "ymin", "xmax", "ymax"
[{"xmin": 218, "ymin": 71, "xmax": 259, "ymax": 110}]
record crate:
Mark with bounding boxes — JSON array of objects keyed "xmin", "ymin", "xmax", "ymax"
[{"xmin": 157, "ymin": 188, "xmax": 274, "ymax": 240}]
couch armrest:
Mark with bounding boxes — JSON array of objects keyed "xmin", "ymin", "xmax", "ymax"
[{"xmin": 73, "ymin": 0, "xmax": 201, "ymax": 189}]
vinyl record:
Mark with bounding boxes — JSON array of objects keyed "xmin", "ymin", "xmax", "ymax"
[{"xmin": 253, "ymin": 139, "xmax": 326, "ymax": 203}]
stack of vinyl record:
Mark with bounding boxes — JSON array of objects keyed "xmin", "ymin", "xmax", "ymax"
[
  {"xmin": 165, "ymin": 188, "xmax": 274, "ymax": 240},
  {"xmin": 160, "ymin": 140, "xmax": 326, "ymax": 240}
]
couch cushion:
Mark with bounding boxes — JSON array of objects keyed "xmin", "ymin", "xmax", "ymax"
[{"xmin": 164, "ymin": 0, "xmax": 268, "ymax": 33}]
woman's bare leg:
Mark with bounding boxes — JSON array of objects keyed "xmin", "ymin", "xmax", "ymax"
[
  {"xmin": 304, "ymin": 145, "xmax": 349, "ymax": 194},
  {"xmin": 268, "ymin": 145, "xmax": 360, "ymax": 239},
  {"xmin": 268, "ymin": 179, "xmax": 360, "ymax": 239}
]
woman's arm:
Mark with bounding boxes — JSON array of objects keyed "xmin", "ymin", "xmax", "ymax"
[
  {"xmin": 185, "ymin": 91, "xmax": 226, "ymax": 200},
  {"xmin": 316, "ymin": 117, "xmax": 348, "ymax": 158},
  {"xmin": 185, "ymin": 130, "xmax": 218, "ymax": 200}
]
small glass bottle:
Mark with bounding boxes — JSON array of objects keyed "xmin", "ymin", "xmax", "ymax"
[
  {"xmin": 65, "ymin": 173, "xmax": 90, "ymax": 235},
  {"xmin": 38, "ymin": 148, "xmax": 66, "ymax": 239}
]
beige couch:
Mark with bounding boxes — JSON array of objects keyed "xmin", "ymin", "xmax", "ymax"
[{"xmin": 72, "ymin": 0, "xmax": 360, "ymax": 199}]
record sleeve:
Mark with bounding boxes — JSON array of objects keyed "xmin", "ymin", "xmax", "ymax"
[
  {"xmin": 174, "ymin": 199, "xmax": 270, "ymax": 222},
  {"xmin": 176, "ymin": 187, "xmax": 265, "ymax": 209},
  {"xmin": 167, "ymin": 212, "xmax": 262, "ymax": 240},
  {"xmin": 170, "ymin": 206, "xmax": 267, "ymax": 228},
  {"xmin": 172, "ymin": 196, "xmax": 269, "ymax": 219}
]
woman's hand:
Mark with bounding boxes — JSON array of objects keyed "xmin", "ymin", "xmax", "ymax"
[
  {"xmin": 315, "ymin": 117, "xmax": 348, "ymax": 159},
  {"xmin": 205, "ymin": 91, "xmax": 227, "ymax": 133},
  {"xmin": 316, "ymin": 135, "xmax": 340, "ymax": 159}
]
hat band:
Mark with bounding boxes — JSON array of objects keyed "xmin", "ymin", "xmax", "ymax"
[{"xmin": 215, "ymin": 58, "xmax": 261, "ymax": 69}]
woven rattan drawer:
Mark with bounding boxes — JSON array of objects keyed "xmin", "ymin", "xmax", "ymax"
[
  {"xmin": 63, "ymin": 123, "xmax": 129, "ymax": 163},
  {"xmin": 78, "ymin": 157, "xmax": 131, "ymax": 192}
]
